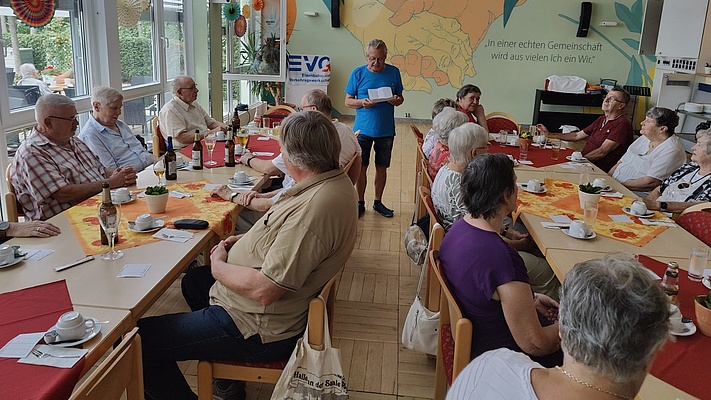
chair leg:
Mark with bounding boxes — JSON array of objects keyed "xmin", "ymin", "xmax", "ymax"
[{"xmin": 197, "ymin": 360, "xmax": 214, "ymax": 400}]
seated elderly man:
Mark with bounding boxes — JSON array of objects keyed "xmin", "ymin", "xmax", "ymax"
[
  {"xmin": 609, "ymin": 107, "xmax": 686, "ymax": 196},
  {"xmin": 137, "ymin": 111, "xmax": 358, "ymax": 400},
  {"xmin": 17, "ymin": 63, "xmax": 52, "ymax": 95},
  {"xmin": 215, "ymin": 89, "xmax": 361, "ymax": 233},
  {"xmin": 158, "ymin": 75, "xmax": 228, "ymax": 149},
  {"xmin": 11, "ymin": 94, "xmax": 137, "ymax": 221},
  {"xmin": 537, "ymin": 87, "xmax": 634, "ymax": 172},
  {"xmin": 641, "ymin": 128, "xmax": 711, "ymax": 214},
  {"xmin": 77, "ymin": 86, "xmax": 156, "ymax": 171}
]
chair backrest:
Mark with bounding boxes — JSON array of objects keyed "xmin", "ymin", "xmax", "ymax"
[
  {"xmin": 123, "ymin": 98, "xmax": 147, "ymax": 126},
  {"xmin": 678, "ymin": 206, "xmax": 711, "ymax": 247},
  {"xmin": 151, "ymin": 117, "xmax": 166, "ymax": 157},
  {"xmin": 309, "ymin": 272, "xmax": 339, "ymax": 346},
  {"xmin": 342, "ymin": 153, "xmax": 360, "ymax": 185},
  {"xmin": 262, "ymin": 105, "xmax": 296, "ymax": 128},
  {"xmin": 431, "ymin": 250, "xmax": 472, "ymax": 399},
  {"xmin": 7, "ymin": 71, "xmax": 15, "ymax": 86},
  {"xmin": 410, "ymin": 124, "xmax": 424, "ymax": 146},
  {"xmin": 418, "ymin": 186, "xmax": 444, "ymax": 232},
  {"xmin": 5, "ymin": 164, "xmax": 20, "ymax": 222},
  {"xmin": 63, "ymin": 87, "xmax": 76, "ymax": 98},
  {"xmin": 485, "ymin": 111, "xmax": 518, "ymax": 133},
  {"xmin": 11, "ymin": 85, "xmax": 41, "ymax": 105},
  {"xmin": 69, "ymin": 327, "xmax": 143, "ymax": 400},
  {"xmin": 420, "ymin": 159, "xmax": 433, "ymax": 190}
]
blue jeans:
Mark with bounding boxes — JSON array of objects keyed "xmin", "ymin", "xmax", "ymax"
[{"xmin": 138, "ymin": 267, "xmax": 302, "ymax": 400}]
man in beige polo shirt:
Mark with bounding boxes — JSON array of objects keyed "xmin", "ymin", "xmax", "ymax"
[{"xmin": 137, "ymin": 111, "xmax": 358, "ymax": 400}]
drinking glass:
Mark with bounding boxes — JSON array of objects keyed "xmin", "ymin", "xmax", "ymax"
[
  {"xmin": 544, "ymin": 167, "xmax": 556, "ymax": 188},
  {"xmin": 498, "ymin": 130, "xmax": 508, "ymax": 147},
  {"xmin": 519, "ymin": 139, "xmax": 530, "ymax": 161},
  {"xmin": 205, "ymin": 134, "xmax": 217, "ymax": 166},
  {"xmin": 688, "ymin": 247, "xmax": 709, "ymax": 282},
  {"xmin": 152, "ymin": 159, "xmax": 165, "ymax": 186},
  {"xmin": 550, "ymin": 138, "xmax": 561, "ymax": 160},
  {"xmin": 272, "ymin": 125, "xmax": 281, "ymax": 137},
  {"xmin": 236, "ymin": 131, "xmax": 250, "ymax": 152},
  {"xmin": 98, "ymin": 203, "xmax": 123, "ymax": 261},
  {"xmin": 583, "ymin": 201, "xmax": 598, "ymax": 230},
  {"xmin": 578, "ymin": 164, "xmax": 593, "ymax": 185}
]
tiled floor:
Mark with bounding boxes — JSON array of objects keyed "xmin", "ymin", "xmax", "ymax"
[{"xmin": 141, "ymin": 120, "xmax": 436, "ymax": 399}]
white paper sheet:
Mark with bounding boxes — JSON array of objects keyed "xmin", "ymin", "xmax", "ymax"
[
  {"xmin": 117, "ymin": 263, "xmax": 151, "ymax": 278},
  {"xmin": 0, "ymin": 333, "xmax": 44, "ymax": 358}
]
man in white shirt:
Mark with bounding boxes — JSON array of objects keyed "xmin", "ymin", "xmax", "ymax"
[
  {"xmin": 17, "ymin": 63, "xmax": 52, "ymax": 95},
  {"xmin": 158, "ymin": 75, "xmax": 228, "ymax": 149}
]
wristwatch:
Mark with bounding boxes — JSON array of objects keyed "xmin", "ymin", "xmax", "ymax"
[
  {"xmin": 660, "ymin": 201, "xmax": 668, "ymax": 211},
  {"xmin": 0, "ymin": 221, "xmax": 10, "ymax": 241},
  {"xmin": 246, "ymin": 156, "xmax": 254, "ymax": 168},
  {"xmin": 230, "ymin": 192, "xmax": 239, "ymax": 204},
  {"xmin": 500, "ymin": 226, "xmax": 510, "ymax": 238}
]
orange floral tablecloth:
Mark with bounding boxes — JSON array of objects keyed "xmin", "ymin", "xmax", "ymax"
[
  {"xmin": 65, "ymin": 180, "xmax": 238, "ymax": 255},
  {"xmin": 516, "ymin": 180, "xmax": 670, "ymax": 247}
]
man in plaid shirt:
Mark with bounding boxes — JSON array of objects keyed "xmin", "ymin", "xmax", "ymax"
[{"xmin": 11, "ymin": 94, "xmax": 137, "ymax": 221}]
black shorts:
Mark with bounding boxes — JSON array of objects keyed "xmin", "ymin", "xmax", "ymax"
[{"xmin": 358, "ymin": 135, "xmax": 394, "ymax": 168}]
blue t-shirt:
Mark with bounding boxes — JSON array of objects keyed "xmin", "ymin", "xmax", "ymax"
[{"xmin": 345, "ymin": 64, "xmax": 403, "ymax": 138}]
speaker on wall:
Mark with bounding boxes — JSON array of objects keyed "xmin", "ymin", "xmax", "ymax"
[
  {"xmin": 577, "ymin": 2, "xmax": 592, "ymax": 37},
  {"xmin": 331, "ymin": 0, "xmax": 340, "ymax": 28}
]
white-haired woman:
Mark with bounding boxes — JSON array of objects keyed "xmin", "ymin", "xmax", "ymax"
[
  {"xmin": 448, "ymin": 253, "xmax": 669, "ymax": 400},
  {"xmin": 427, "ymin": 107, "xmax": 468, "ymax": 179},
  {"xmin": 17, "ymin": 63, "xmax": 52, "ymax": 95}
]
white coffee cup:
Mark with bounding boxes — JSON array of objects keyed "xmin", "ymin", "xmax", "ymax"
[
  {"xmin": 216, "ymin": 131, "xmax": 226, "ymax": 140},
  {"xmin": 527, "ymin": 179, "xmax": 542, "ymax": 192},
  {"xmin": 568, "ymin": 220, "xmax": 591, "ymax": 238},
  {"xmin": 235, "ymin": 144, "xmax": 243, "ymax": 156},
  {"xmin": 593, "ymin": 177, "xmax": 607, "ymax": 189},
  {"xmin": 134, "ymin": 213, "xmax": 155, "ymax": 231},
  {"xmin": 55, "ymin": 311, "xmax": 95, "ymax": 341},
  {"xmin": 572, "ymin": 151, "xmax": 584, "ymax": 160},
  {"xmin": 669, "ymin": 304, "xmax": 684, "ymax": 332},
  {"xmin": 0, "ymin": 245, "xmax": 14, "ymax": 264},
  {"xmin": 630, "ymin": 201, "xmax": 648, "ymax": 216},
  {"xmin": 114, "ymin": 188, "xmax": 131, "ymax": 202},
  {"xmin": 233, "ymin": 171, "xmax": 248, "ymax": 184}
]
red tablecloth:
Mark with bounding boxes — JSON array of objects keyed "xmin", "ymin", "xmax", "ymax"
[
  {"xmin": 178, "ymin": 135, "xmax": 280, "ymax": 167},
  {"xmin": 488, "ymin": 140, "xmax": 574, "ymax": 168},
  {"xmin": 0, "ymin": 280, "xmax": 85, "ymax": 400},
  {"xmin": 639, "ymin": 255, "xmax": 709, "ymax": 399}
]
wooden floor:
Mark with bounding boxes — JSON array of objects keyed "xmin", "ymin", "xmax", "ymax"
[{"xmin": 140, "ymin": 120, "xmax": 436, "ymax": 399}]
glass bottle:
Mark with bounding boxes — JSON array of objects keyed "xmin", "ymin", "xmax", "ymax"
[
  {"xmin": 192, "ymin": 130, "xmax": 203, "ymax": 170},
  {"xmin": 661, "ymin": 261, "xmax": 680, "ymax": 305},
  {"xmin": 164, "ymin": 137, "xmax": 177, "ymax": 180},
  {"xmin": 225, "ymin": 128, "xmax": 236, "ymax": 167},
  {"xmin": 232, "ymin": 106, "xmax": 241, "ymax": 133},
  {"xmin": 99, "ymin": 183, "xmax": 114, "ymax": 245}
]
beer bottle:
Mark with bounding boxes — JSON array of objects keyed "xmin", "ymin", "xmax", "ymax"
[
  {"xmin": 165, "ymin": 137, "xmax": 178, "ymax": 180},
  {"xmin": 99, "ymin": 183, "xmax": 115, "ymax": 245},
  {"xmin": 225, "ymin": 128, "xmax": 236, "ymax": 167},
  {"xmin": 232, "ymin": 106, "xmax": 241, "ymax": 133},
  {"xmin": 661, "ymin": 261, "xmax": 680, "ymax": 305},
  {"xmin": 192, "ymin": 130, "xmax": 203, "ymax": 170}
]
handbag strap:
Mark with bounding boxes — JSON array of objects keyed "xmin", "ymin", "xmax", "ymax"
[{"xmin": 414, "ymin": 230, "xmax": 433, "ymax": 299}]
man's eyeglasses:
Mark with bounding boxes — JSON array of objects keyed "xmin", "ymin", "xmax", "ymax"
[
  {"xmin": 49, "ymin": 115, "xmax": 78, "ymax": 123},
  {"xmin": 297, "ymin": 104, "xmax": 316, "ymax": 111},
  {"xmin": 180, "ymin": 86, "xmax": 197, "ymax": 91},
  {"xmin": 603, "ymin": 96, "xmax": 622, "ymax": 103},
  {"xmin": 367, "ymin": 56, "xmax": 385, "ymax": 63}
]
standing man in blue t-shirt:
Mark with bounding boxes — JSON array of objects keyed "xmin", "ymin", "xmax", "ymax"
[{"xmin": 345, "ymin": 39, "xmax": 405, "ymax": 218}]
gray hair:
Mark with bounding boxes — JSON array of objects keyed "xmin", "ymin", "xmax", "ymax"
[
  {"xmin": 448, "ymin": 123, "xmax": 489, "ymax": 164},
  {"xmin": 696, "ymin": 129, "xmax": 711, "ymax": 154},
  {"xmin": 171, "ymin": 75, "xmax": 193, "ymax": 95},
  {"xmin": 19, "ymin": 63, "xmax": 38, "ymax": 78},
  {"xmin": 91, "ymin": 86, "xmax": 123, "ymax": 106},
  {"xmin": 35, "ymin": 94, "xmax": 76, "ymax": 123},
  {"xmin": 303, "ymin": 89, "xmax": 332, "ymax": 115},
  {"xmin": 280, "ymin": 111, "xmax": 340, "ymax": 173},
  {"xmin": 559, "ymin": 253, "xmax": 669, "ymax": 383},
  {"xmin": 646, "ymin": 107, "xmax": 678, "ymax": 136},
  {"xmin": 432, "ymin": 107, "xmax": 468, "ymax": 144},
  {"xmin": 432, "ymin": 98, "xmax": 458, "ymax": 119},
  {"xmin": 367, "ymin": 38, "xmax": 388, "ymax": 55}
]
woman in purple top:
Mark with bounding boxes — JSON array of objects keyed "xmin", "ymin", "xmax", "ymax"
[{"xmin": 439, "ymin": 154, "xmax": 562, "ymax": 367}]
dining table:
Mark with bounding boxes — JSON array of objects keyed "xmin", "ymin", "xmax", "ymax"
[{"xmin": 0, "ymin": 143, "xmax": 275, "ymax": 399}]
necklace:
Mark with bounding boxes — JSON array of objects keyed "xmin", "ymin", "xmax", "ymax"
[
  {"xmin": 688, "ymin": 168, "xmax": 711, "ymax": 186},
  {"xmin": 556, "ymin": 366, "xmax": 633, "ymax": 400}
]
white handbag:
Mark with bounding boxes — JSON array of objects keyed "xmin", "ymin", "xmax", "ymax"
[
  {"xmin": 271, "ymin": 300, "xmax": 348, "ymax": 400},
  {"xmin": 401, "ymin": 252, "xmax": 439, "ymax": 355}
]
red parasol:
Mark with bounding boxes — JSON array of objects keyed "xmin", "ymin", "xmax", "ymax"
[{"xmin": 11, "ymin": 0, "xmax": 55, "ymax": 27}]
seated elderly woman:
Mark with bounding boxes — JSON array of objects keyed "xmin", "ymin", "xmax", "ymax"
[
  {"xmin": 447, "ymin": 253, "xmax": 669, "ymax": 400},
  {"xmin": 641, "ymin": 128, "xmax": 711, "ymax": 214},
  {"xmin": 456, "ymin": 84, "xmax": 488, "ymax": 132},
  {"xmin": 609, "ymin": 107, "xmax": 686, "ymax": 196},
  {"xmin": 427, "ymin": 107, "xmax": 468, "ymax": 179},
  {"xmin": 432, "ymin": 125, "xmax": 560, "ymax": 299},
  {"xmin": 439, "ymin": 153, "xmax": 562, "ymax": 368},
  {"xmin": 422, "ymin": 98, "xmax": 458, "ymax": 158},
  {"xmin": 17, "ymin": 63, "xmax": 52, "ymax": 95}
]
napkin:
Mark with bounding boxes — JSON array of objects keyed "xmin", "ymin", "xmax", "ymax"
[
  {"xmin": 153, "ymin": 228, "xmax": 193, "ymax": 243},
  {"xmin": 601, "ymin": 191, "xmax": 624, "ymax": 198},
  {"xmin": 24, "ymin": 248, "xmax": 54, "ymax": 261},
  {"xmin": 252, "ymin": 152, "xmax": 274, "ymax": 157},
  {"xmin": 560, "ymin": 125, "xmax": 580, "ymax": 133},
  {"xmin": 609, "ymin": 214, "xmax": 633, "ymax": 223},
  {"xmin": 18, "ymin": 345, "xmax": 86, "ymax": 368},
  {"xmin": 640, "ymin": 219, "xmax": 677, "ymax": 227},
  {"xmin": 203, "ymin": 183, "xmax": 222, "ymax": 191},
  {"xmin": 117, "ymin": 263, "xmax": 151, "ymax": 278},
  {"xmin": 170, "ymin": 191, "xmax": 193, "ymax": 198},
  {"xmin": 0, "ymin": 332, "xmax": 44, "ymax": 358},
  {"xmin": 257, "ymin": 136, "xmax": 270, "ymax": 141},
  {"xmin": 518, "ymin": 160, "xmax": 534, "ymax": 165}
]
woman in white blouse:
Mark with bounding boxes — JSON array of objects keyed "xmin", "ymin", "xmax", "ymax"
[{"xmin": 609, "ymin": 107, "xmax": 686, "ymax": 196}]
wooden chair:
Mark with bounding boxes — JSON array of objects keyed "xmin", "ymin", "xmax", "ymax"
[
  {"xmin": 421, "ymin": 159, "xmax": 433, "ymax": 191},
  {"xmin": 5, "ymin": 164, "xmax": 20, "ymax": 222},
  {"xmin": 197, "ymin": 273, "xmax": 339, "ymax": 400},
  {"xmin": 419, "ymin": 187, "xmax": 445, "ymax": 311},
  {"xmin": 342, "ymin": 153, "xmax": 361, "ymax": 185},
  {"xmin": 410, "ymin": 124, "xmax": 424, "ymax": 146},
  {"xmin": 262, "ymin": 105, "xmax": 297, "ymax": 128},
  {"xmin": 678, "ymin": 202, "xmax": 711, "ymax": 246},
  {"xmin": 430, "ymin": 250, "xmax": 472, "ymax": 400},
  {"xmin": 69, "ymin": 327, "xmax": 143, "ymax": 400},
  {"xmin": 413, "ymin": 128, "xmax": 427, "ymax": 203},
  {"xmin": 151, "ymin": 117, "xmax": 166, "ymax": 157},
  {"xmin": 485, "ymin": 111, "xmax": 518, "ymax": 133}
]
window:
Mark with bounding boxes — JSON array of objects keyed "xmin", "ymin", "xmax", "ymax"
[{"xmin": 118, "ymin": 3, "xmax": 156, "ymax": 87}]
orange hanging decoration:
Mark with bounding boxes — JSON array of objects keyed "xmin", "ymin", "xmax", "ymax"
[
  {"xmin": 242, "ymin": 4, "xmax": 251, "ymax": 18},
  {"xmin": 253, "ymin": 0, "xmax": 264, "ymax": 12},
  {"xmin": 11, "ymin": 0, "xmax": 55, "ymax": 27}
]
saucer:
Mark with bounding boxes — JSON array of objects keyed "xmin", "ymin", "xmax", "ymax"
[
  {"xmin": 0, "ymin": 255, "xmax": 24, "ymax": 270},
  {"xmin": 46, "ymin": 322, "xmax": 102, "ymax": 347},
  {"xmin": 561, "ymin": 228, "xmax": 596, "ymax": 240},
  {"xmin": 228, "ymin": 176, "xmax": 255, "ymax": 186},
  {"xmin": 520, "ymin": 184, "xmax": 547, "ymax": 194},
  {"xmin": 622, "ymin": 206, "xmax": 654, "ymax": 218},
  {"xmin": 670, "ymin": 321, "xmax": 697, "ymax": 337},
  {"xmin": 703, "ymin": 276, "xmax": 711, "ymax": 290},
  {"xmin": 111, "ymin": 192, "xmax": 137, "ymax": 205},
  {"xmin": 128, "ymin": 219, "xmax": 165, "ymax": 233},
  {"xmin": 566, "ymin": 155, "xmax": 588, "ymax": 163}
]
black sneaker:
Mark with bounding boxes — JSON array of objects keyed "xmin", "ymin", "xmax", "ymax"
[
  {"xmin": 358, "ymin": 202, "xmax": 366, "ymax": 218},
  {"xmin": 373, "ymin": 202, "xmax": 394, "ymax": 218},
  {"xmin": 213, "ymin": 379, "xmax": 246, "ymax": 400}
]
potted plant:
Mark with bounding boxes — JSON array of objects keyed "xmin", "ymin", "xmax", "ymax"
[
  {"xmin": 144, "ymin": 185, "xmax": 169, "ymax": 213},
  {"xmin": 578, "ymin": 183, "xmax": 603, "ymax": 208},
  {"xmin": 704, "ymin": 63, "xmax": 711, "ymax": 75},
  {"xmin": 694, "ymin": 290, "xmax": 711, "ymax": 337},
  {"xmin": 518, "ymin": 129, "xmax": 533, "ymax": 155}
]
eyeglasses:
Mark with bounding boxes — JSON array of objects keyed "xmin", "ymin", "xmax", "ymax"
[
  {"xmin": 180, "ymin": 86, "xmax": 197, "ymax": 91},
  {"xmin": 603, "ymin": 96, "xmax": 622, "ymax": 103},
  {"xmin": 297, "ymin": 104, "xmax": 316, "ymax": 111},
  {"xmin": 49, "ymin": 115, "xmax": 78, "ymax": 123},
  {"xmin": 367, "ymin": 56, "xmax": 385, "ymax": 63}
]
